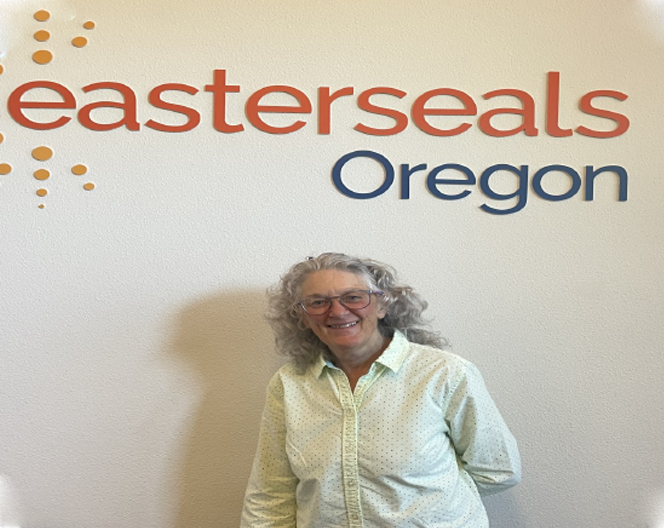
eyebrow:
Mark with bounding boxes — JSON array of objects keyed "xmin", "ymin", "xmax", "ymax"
[{"xmin": 303, "ymin": 288, "xmax": 367, "ymax": 298}]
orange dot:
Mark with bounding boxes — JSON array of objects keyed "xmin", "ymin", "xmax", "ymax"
[
  {"xmin": 83, "ymin": 21, "xmax": 95, "ymax": 30},
  {"xmin": 32, "ymin": 146, "xmax": 53, "ymax": 161},
  {"xmin": 71, "ymin": 164, "xmax": 87, "ymax": 175},
  {"xmin": 34, "ymin": 169, "xmax": 50, "ymax": 181},
  {"xmin": 0, "ymin": 133, "xmax": 4, "ymax": 144},
  {"xmin": 36, "ymin": 188, "xmax": 48, "ymax": 197},
  {"xmin": 0, "ymin": 163, "xmax": 11, "ymax": 175},
  {"xmin": 32, "ymin": 50, "xmax": 53, "ymax": 65},
  {"xmin": 34, "ymin": 30, "xmax": 50, "ymax": 42},
  {"xmin": 72, "ymin": 36, "xmax": 88, "ymax": 48},
  {"xmin": 0, "ymin": 64, "xmax": 4, "ymax": 75},
  {"xmin": 34, "ymin": 10, "xmax": 50, "ymax": 21},
  {"xmin": 83, "ymin": 182, "xmax": 95, "ymax": 191},
  {"xmin": 38, "ymin": 204, "xmax": 45, "ymax": 209}
]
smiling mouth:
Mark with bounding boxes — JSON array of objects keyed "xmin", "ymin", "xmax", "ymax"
[{"xmin": 328, "ymin": 321, "xmax": 358, "ymax": 329}]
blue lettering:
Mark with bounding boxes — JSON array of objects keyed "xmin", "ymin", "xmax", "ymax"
[
  {"xmin": 532, "ymin": 164, "xmax": 581, "ymax": 201},
  {"xmin": 426, "ymin": 164, "xmax": 476, "ymax": 200},
  {"xmin": 332, "ymin": 150, "xmax": 394, "ymax": 199},
  {"xmin": 479, "ymin": 164, "xmax": 528, "ymax": 215},
  {"xmin": 584, "ymin": 165, "xmax": 628, "ymax": 201}
]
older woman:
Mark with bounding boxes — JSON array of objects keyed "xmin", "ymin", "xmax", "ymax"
[{"xmin": 241, "ymin": 253, "xmax": 521, "ymax": 528}]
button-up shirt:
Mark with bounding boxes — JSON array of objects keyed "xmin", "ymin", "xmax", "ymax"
[{"xmin": 241, "ymin": 331, "xmax": 521, "ymax": 528}]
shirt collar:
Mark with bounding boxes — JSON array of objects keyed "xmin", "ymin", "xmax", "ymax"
[{"xmin": 310, "ymin": 330, "xmax": 410, "ymax": 378}]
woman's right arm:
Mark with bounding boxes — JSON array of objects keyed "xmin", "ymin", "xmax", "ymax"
[{"xmin": 240, "ymin": 373, "xmax": 298, "ymax": 528}]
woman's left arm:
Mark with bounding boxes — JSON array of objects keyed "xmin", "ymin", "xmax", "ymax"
[{"xmin": 444, "ymin": 361, "xmax": 522, "ymax": 496}]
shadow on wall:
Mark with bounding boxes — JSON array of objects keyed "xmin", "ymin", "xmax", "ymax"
[
  {"xmin": 483, "ymin": 486, "xmax": 525, "ymax": 528},
  {"xmin": 168, "ymin": 289, "xmax": 284, "ymax": 528}
]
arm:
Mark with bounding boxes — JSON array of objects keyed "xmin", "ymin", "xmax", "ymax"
[
  {"xmin": 241, "ymin": 373, "xmax": 299, "ymax": 527},
  {"xmin": 444, "ymin": 361, "xmax": 522, "ymax": 496}
]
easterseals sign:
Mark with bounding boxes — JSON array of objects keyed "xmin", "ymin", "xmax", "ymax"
[{"xmin": 5, "ymin": 70, "xmax": 629, "ymax": 214}]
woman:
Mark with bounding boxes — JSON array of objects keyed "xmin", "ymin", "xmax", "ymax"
[{"xmin": 241, "ymin": 253, "xmax": 521, "ymax": 528}]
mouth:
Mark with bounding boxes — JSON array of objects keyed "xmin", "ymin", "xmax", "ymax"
[{"xmin": 328, "ymin": 321, "xmax": 358, "ymax": 329}]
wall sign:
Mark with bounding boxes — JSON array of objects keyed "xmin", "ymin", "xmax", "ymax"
[{"xmin": 0, "ymin": 10, "xmax": 629, "ymax": 214}]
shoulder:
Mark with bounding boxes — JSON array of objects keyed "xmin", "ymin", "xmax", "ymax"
[
  {"xmin": 405, "ymin": 340, "xmax": 473, "ymax": 374},
  {"xmin": 266, "ymin": 359, "xmax": 320, "ymax": 396},
  {"xmin": 273, "ymin": 360, "xmax": 302, "ymax": 378},
  {"xmin": 397, "ymin": 340, "xmax": 488, "ymax": 396}
]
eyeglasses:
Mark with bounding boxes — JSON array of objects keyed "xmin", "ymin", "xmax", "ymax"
[{"xmin": 298, "ymin": 289, "xmax": 384, "ymax": 315}]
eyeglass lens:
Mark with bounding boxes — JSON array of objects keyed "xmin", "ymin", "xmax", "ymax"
[{"xmin": 302, "ymin": 290, "xmax": 372, "ymax": 314}]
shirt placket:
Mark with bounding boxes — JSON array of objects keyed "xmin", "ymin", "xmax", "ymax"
[
  {"xmin": 332, "ymin": 370, "xmax": 362, "ymax": 528},
  {"xmin": 332, "ymin": 365, "xmax": 384, "ymax": 528}
]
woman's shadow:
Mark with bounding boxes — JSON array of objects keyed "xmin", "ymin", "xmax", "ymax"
[{"xmin": 169, "ymin": 289, "xmax": 284, "ymax": 528}]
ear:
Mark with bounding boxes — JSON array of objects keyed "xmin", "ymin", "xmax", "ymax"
[{"xmin": 376, "ymin": 302, "xmax": 387, "ymax": 320}]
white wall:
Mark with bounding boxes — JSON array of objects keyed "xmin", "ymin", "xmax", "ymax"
[{"xmin": 1, "ymin": 1, "xmax": 663, "ymax": 527}]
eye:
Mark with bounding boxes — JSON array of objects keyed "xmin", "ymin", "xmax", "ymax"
[
  {"xmin": 343, "ymin": 295, "xmax": 363, "ymax": 302},
  {"xmin": 341, "ymin": 291, "xmax": 369, "ymax": 305},
  {"xmin": 306, "ymin": 299, "xmax": 328, "ymax": 308}
]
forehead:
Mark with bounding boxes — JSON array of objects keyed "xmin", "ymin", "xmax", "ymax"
[{"xmin": 300, "ymin": 269, "xmax": 369, "ymax": 297}]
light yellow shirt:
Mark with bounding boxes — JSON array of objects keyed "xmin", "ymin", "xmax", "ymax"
[{"xmin": 241, "ymin": 331, "xmax": 521, "ymax": 528}]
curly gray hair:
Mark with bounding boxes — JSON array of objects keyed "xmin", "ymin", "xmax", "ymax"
[{"xmin": 266, "ymin": 252, "xmax": 447, "ymax": 371}]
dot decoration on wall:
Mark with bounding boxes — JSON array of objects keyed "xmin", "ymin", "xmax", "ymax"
[
  {"xmin": 32, "ymin": 146, "xmax": 53, "ymax": 161},
  {"xmin": 34, "ymin": 30, "xmax": 51, "ymax": 42},
  {"xmin": 73, "ymin": 21, "xmax": 95, "ymax": 50},
  {"xmin": 34, "ymin": 169, "xmax": 51, "ymax": 181},
  {"xmin": 34, "ymin": 10, "xmax": 50, "ymax": 22},
  {"xmin": 71, "ymin": 164, "xmax": 88, "ymax": 175},
  {"xmin": 0, "ymin": 12, "xmax": 100, "ymax": 210},
  {"xmin": 32, "ymin": 50, "xmax": 53, "ymax": 65},
  {"xmin": 33, "ymin": 10, "xmax": 52, "ymax": 65},
  {"xmin": 71, "ymin": 36, "xmax": 88, "ymax": 48},
  {"xmin": 30, "ymin": 11, "xmax": 96, "ymax": 65}
]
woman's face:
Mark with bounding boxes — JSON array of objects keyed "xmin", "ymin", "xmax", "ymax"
[{"xmin": 299, "ymin": 269, "xmax": 386, "ymax": 358}]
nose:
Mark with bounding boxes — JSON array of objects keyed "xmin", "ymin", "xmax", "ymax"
[{"xmin": 328, "ymin": 297, "xmax": 350, "ymax": 315}]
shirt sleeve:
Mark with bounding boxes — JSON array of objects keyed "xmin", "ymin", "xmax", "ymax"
[
  {"xmin": 240, "ymin": 372, "xmax": 299, "ymax": 528},
  {"xmin": 444, "ymin": 360, "xmax": 522, "ymax": 496}
]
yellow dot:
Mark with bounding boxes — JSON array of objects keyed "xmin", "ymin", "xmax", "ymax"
[
  {"xmin": 32, "ymin": 50, "xmax": 53, "ymax": 65},
  {"xmin": 83, "ymin": 182, "xmax": 95, "ymax": 191},
  {"xmin": 34, "ymin": 169, "xmax": 50, "ymax": 181},
  {"xmin": 71, "ymin": 164, "xmax": 88, "ymax": 175},
  {"xmin": 0, "ymin": 64, "xmax": 4, "ymax": 75},
  {"xmin": 83, "ymin": 21, "xmax": 96, "ymax": 30},
  {"xmin": 0, "ymin": 133, "xmax": 4, "ymax": 144},
  {"xmin": 34, "ymin": 30, "xmax": 50, "ymax": 42},
  {"xmin": 0, "ymin": 163, "xmax": 11, "ymax": 175},
  {"xmin": 38, "ymin": 204, "xmax": 45, "ymax": 209},
  {"xmin": 36, "ymin": 188, "xmax": 48, "ymax": 197},
  {"xmin": 34, "ymin": 10, "xmax": 50, "ymax": 22},
  {"xmin": 72, "ymin": 36, "xmax": 87, "ymax": 48},
  {"xmin": 32, "ymin": 146, "xmax": 53, "ymax": 161}
]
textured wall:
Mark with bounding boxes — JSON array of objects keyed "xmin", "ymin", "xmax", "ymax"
[{"xmin": 1, "ymin": 1, "xmax": 663, "ymax": 527}]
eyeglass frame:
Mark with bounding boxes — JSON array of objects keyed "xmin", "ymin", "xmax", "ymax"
[{"xmin": 297, "ymin": 289, "xmax": 384, "ymax": 315}]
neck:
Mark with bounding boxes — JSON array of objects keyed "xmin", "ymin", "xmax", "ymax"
[{"xmin": 330, "ymin": 334, "xmax": 390, "ymax": 390}]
